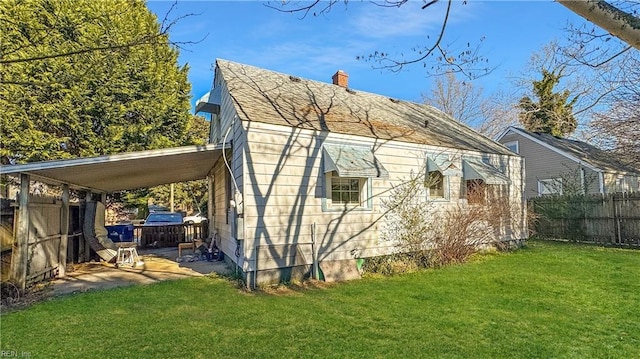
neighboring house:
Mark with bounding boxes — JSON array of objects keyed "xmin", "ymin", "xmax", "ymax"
[
  {"xmin": 196, "ymin": 59, "xmax": 526, "ymax": 287},
  {"xmin": 497, "ymin": 126, "xmax": 640, "ymax": 198}
]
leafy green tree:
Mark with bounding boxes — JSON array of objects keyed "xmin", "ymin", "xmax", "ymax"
[
  {"xmin": 0, "ymin": 0, "xmax": 193, "ymax": 164},
  {"xmin": 518, "ymin": 69, "xmax": 578, "ymax": 137},
  {"xmin": 120, "ymin": 115, "xmax": 211, "ymax": 218},
  {"xmin": 143, "ymin": 114, "xmax": 211, "ymax": 216}
]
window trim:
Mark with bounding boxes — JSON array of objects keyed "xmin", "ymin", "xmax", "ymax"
[
  {"xmin": 538, "ymin": 178, "xmax": 563, "ymax": 196},
  {"xmin": 322, "ymin": 171, "xmax": 373, "ymax": 212},
  {"xmin": 425, "ymin": 152, "xmax": 453, "ymax": 201},
  {"xmin": 504, "ymin": 140, "xmax": 519, "ymax": 154},
  {"xmin": 426, "ymin": 170, "xmax": 450, "ymax": 201}
]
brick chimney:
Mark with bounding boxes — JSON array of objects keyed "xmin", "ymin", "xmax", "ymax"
[{"xmin": 332, "ymin": 70, "xmax": 349, "ymax": 88}]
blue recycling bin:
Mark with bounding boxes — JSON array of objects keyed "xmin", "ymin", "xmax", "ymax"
[{"xmin": 105, "ymin": 224, "xmax": 135, "ymax": 242}]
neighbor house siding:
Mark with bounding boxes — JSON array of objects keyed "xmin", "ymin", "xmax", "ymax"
[
  {"xmin": 603, "ymin": 173, "xmax": 639, "ymax": 194},
  {"xmin": 499, "ymin": 132, "xmax": 594, "ymax": 198}
]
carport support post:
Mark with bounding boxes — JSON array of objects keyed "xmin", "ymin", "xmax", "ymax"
[
  {"xmin": 59, "ymin": 184, "xmax": 69, "ymax": 277},
  {"xmin": 78, "ymin": 191, "xmax": 89, "ymax": 262},
  {"xmin": 84, "ymin": 192, "xmax": 93, "ymax": 261},
  {"xmin": 10, "ymin": 173, "xmax": 30, "ymax": 290},
  {"xmin": 208, "ymin": 175, "xmax": 214, "ymax": 235}
]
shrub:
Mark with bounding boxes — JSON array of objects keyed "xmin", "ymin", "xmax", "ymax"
[{"xmin": 377, "ymin": 170, "xmax": 516, "ymax": 271}]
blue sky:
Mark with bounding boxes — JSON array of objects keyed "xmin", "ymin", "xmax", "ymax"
[{"xmin": 147, "ymin": 1, "xmax": 588, "ymax": 109}]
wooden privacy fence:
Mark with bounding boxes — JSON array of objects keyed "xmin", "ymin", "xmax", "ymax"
[
  {"xmin": 530, "ymin": 192, "xmax": 640, "ymax": 247},
  {"xmin": 12, "ymin": 195, "xmax": 65, "ymax": 286}
]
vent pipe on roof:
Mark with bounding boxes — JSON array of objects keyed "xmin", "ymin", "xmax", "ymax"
[{"xmin": 332, "ymin": 70, "xmax": 349, "ymax": 88}]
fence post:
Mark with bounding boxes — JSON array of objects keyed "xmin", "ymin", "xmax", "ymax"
[
  {"xmin": 615, "ymin": 193, "xmax": 623, "ymax": 245},
  {"xmin": 609, "ymin": 194, "xmax": 617, "ymax": 245},
  {"xmin": 59, "ymin": 184, "xmax": 69, "ymax": 277},
  {"xmin": 10, "ymin": 174, "xmax": 30, "ymax": 290}
]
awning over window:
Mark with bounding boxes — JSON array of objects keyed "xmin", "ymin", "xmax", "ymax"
[
  {"xmin": 323, "ymin": 145, "xmax": 389, "ymax": 178},
  {"xmin": 426, "ymin": 154, "xmax": 462, "ymax": 177},
  {"xmin": 462, "ymin": 159, "xmax": 510, "ymax": 185}
]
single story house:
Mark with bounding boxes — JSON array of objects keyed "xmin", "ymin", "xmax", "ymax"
[
  {"xmin": 497, "ymin": 126, "xmax": 640, "ymax": 198},
  {"xmin": 197, "ymin": 59, "xmax": 526, "ymax": 287},
  {"xmin": 1, "ymin": 60, "xmax": 527, "ymax": 288}
]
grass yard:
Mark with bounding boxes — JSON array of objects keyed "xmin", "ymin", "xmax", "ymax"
[{"xmin": 1, "ymin": 240, "xmax": 639, "ymax": 358}]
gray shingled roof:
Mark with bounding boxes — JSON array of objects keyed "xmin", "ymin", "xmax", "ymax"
[
  {"xmin": 517, "ymin": 128, "xmax": 640, "ymax": 175},
  {"xmin": 216, "ymin": 59, "xmax": 512, "ymax": 156}
]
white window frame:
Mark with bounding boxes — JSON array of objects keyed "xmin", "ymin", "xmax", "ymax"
[
  {"xmin": 426, "ymin": 170, "xmax": 450, "ymax": 201},
  {"xmin": 323, "ymin": 172, "xmax": 372, "ymax": 211},
  {"xmin": 504, "ymin": 140, "xmax": 519, "ymax": 154},
  {"xmin": 538, "ymin": 178, "xmax": 563, "ymax": 196},
  {"xmin": 614, "ymin": 175, "xmax": 626, "ymax": 193},
  {"xmin": 425, "ymin": 152, "xmax": 453, "ymax": 202}
]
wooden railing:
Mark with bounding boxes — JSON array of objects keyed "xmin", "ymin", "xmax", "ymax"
[{"xmin": 135, "ymin": 222, "xmax": 209, "ymax": 248}]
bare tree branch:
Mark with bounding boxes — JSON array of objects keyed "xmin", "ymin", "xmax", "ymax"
[{"xmin": 557, "ymin": 0, "xmax": 640, "ymax": 50}]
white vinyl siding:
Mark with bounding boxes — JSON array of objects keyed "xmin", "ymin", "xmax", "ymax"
[{"xmin": 238, "ymin": 121, "xmax": 526, "ymax": 273}]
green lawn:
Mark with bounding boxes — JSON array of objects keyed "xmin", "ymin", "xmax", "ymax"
[{"xmin": 1, "ymin": 240, "xmax": 639, "ymax": 359}]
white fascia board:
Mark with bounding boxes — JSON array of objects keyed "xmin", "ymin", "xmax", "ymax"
[
  {"xmin": 495, "ymin": 127, "xmax": 516, "ymax": 142},
  {"xmin": 0, "ymin": 143, "xmax": 229, "ymax": 175}
]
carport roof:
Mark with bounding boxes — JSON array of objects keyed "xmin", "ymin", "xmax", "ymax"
[{"xmin": 0, "ymin": 144, "xmax": 228, "ymax": 193}]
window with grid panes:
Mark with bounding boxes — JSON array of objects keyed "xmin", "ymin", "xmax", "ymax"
[{"xmin": 331, "ymin": 175, "xmax": 361, "ymax": 206}]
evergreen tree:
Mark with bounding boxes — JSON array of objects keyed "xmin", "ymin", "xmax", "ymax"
[
  {"xmin": 0, "ymin": 0, "xmax": 193, "ymax": 163},
  {"xmin": 518, "ymin": 69, "xmax": 578, "ymax": 137}
]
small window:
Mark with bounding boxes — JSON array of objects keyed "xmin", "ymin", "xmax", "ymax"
[
  {"xmin": 504, "ymin": 141, "xmax": 519, "ymax": 154},
  {"xmin": 425, "ymin": 153, "xmax": 453, "ymax": 201},
  {"xmin": 426, "ymin": 171, "xmax": 447, "ymax": 200},
  {"xmin": 466, "ymin": 179, "xmax": 486, "ymax": 204},
  {"xmin": 323, "ymin": 173, "xmax": 372, "ymax": 211},
  {"xmin": 538, "ymin": 178, "xmax": 562, "ymax": 196},
  {"xmin": 331, "ymin": 175, "xmax": 362, "ymax": 207},
  {"xmin": 614, "ymin": 176, "xmax": 628, "ymax": 193}
]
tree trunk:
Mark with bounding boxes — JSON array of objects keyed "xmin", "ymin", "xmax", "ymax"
[{"xmin": 558, "ymin": 0, "xmax": 640, "ymax": 50}]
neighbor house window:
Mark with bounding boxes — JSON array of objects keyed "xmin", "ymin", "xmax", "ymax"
[
  {"xmin": 504, "ymin": 140, "xmax": 519, "ymax": 154},
  {"xmin": 615, "ymin": 176, "xmax": 627, "ymax": 193},
  {"xmin": 538, "ymin": 178, "xmax": 562, "ymax": 196},
  {"xmin": 331, "ymin": 175, "xmax": 362, "ymax": 206}
]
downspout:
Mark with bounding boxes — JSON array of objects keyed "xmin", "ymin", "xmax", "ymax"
[{"xmin": 521, "ymin": 156, "xmax": 527, "ymax": 241}]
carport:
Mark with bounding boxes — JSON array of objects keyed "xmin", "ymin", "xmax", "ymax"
[{"xmin": 1, "ymin": 143, "xmax": 228, "ymax": 289}]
